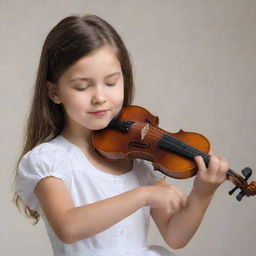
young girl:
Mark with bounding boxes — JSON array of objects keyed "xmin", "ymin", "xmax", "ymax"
[{"xmin": 14, "ymin": 14, "xmax": 229, "ymax": 256}]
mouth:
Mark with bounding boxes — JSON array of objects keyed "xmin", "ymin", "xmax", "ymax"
[{"xmin": 88, "ymin": 110, "xmax": 109, "ymax": 116}]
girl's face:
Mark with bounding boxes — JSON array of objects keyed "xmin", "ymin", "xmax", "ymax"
[{"xmin": 48, "ymin": 46, "xmax": 124, "ymax": 134}]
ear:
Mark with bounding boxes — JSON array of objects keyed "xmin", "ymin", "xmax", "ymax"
[{"xmin": 46, "ymin": 81, "xmax": 62, "ymax": 104}]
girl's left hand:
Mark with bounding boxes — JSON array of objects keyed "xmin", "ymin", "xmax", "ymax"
[{"xmin": 193, "ymin": 154, "xmax": 229, "ymax": 198}]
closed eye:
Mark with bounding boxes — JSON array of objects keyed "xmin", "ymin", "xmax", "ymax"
[
  {"xmin": 74, "ymin": 83, "xmax": 90, "ymax": 91},
  {"xmin": 76, "ymin": 88, "xmax": 85, "ymax": 91},
  {"xmin": 75, "ymin": 86, "xmax": 89, "ymax": 91},
  {"xmin": 106, "ymin": 83, "xmax": 116, "ymax": 86}
]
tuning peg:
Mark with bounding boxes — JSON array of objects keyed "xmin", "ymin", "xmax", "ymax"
[
  {"xmin": 228, "ymin": 185, "xmax": 238, "ymax": 196},
  {"xmin": 236, "ymin": 191, "xmax": 245, "ymax": 201},
  {"xmin": 229, "ymin": 167, "xmax": 253, "ymax": 201},
  {"xmin": 242, "ymin": 167, "xmax": 252, "ymax": 180},
  {"xmin": 229, "ymin": 187, "xmax": 246, "ymax": 201}
]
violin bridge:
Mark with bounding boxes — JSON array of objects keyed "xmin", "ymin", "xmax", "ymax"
[{"xmin": 141, "ymin": 123, "xmax": 150, "ymax": 141}]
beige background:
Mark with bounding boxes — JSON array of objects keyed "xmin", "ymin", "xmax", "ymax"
[{"xmin": 1, "ymin": 0, "xmax": 256, "ymax": 255}]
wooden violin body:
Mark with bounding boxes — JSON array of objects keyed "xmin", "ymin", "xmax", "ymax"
[{"xmin": 92, "ymin": 105, "xmax": 256, "ymax": 201}]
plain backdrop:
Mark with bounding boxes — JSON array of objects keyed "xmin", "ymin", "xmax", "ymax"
[{"xmin": 1, "ymin": 1, "xmax": 256, "ymax": 256}]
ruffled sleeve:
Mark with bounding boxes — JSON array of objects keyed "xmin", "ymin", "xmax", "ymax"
[
  {"xmin": 16, "ymin": 143, "xmax": 72, "ymax": 212},
  {"xmin": 136, "ymin": 159, "xmax": 165, "ymax": 186}
]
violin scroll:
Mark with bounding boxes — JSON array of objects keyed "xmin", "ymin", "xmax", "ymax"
[{"xmin": 228, "ymin": 167, "xmax": 256, "ymax": 201}]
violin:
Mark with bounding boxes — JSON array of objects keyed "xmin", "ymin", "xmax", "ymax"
[{"xmin": 92, "ymin": 105, "xmax": 256, "ymax": 201}]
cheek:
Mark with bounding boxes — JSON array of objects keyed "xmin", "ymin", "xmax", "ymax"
[
  {"xmin": 111, "ymin": 84, "xmax": 124, "ymax": 105},
  {"xmin": 62, "ymin": 95, "xmax": 88, "ymax": 114},
  {"xmin": 116, "ymin": 87, "xmax": 124, "ymax": 104}
]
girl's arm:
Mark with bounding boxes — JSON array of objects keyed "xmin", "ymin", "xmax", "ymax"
[
  {"xmin": 150, "ymin": 155, "xmax": 229, "ymax": 249},
  {"xmin": 35, "ymin": 154, "xmax": 227, "ymax": 246},
  {"xmin": 34, "ymin": 172, "xmax": 186, "ymax": 244},
  {"xmin": 34, "ymin": 178, "xmax": 146, "ymax": 244}
]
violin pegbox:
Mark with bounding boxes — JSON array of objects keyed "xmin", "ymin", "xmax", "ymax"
[{"xmin": 228, "ymin": 167, "xmax": 253, "ymax": 201}]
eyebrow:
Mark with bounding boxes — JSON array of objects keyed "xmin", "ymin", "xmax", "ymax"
[{"xmin": 68, "ymin": 72, "xmax": 121, "ymax": 83}]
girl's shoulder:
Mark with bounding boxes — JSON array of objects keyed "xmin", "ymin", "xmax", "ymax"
[
  {"xmin": 16, "ymin": 136, "xmax": 72, "ymax": 212},
  {"xmin": 18, "ymin": 136, "xmax": 72, "ymax": 178},
  {"xmin": 27, "ymin": 139, "xmax": 63, "ymax": 156},
  {"xmin": 22, "ymin": 137, "xmax": 63, "ymax": 159}
]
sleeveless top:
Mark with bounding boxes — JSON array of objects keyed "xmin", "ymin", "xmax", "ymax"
[{"xmin": 16, "ymin": 135, "xmax": 165, "ymax": 256}]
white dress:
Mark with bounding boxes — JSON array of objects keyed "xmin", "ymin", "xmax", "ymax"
[{"xmin": 16, "ymin": 135, "xmax": 172, "ymax": 256}]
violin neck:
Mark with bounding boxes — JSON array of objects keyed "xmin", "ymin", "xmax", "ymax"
[{"xmin": 159, "ymin": 133, "xmax": 210, "ymax": 163}]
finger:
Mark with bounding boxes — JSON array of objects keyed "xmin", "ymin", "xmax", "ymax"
[
  {"xmin": 169, "ymin": 199, "xmax": 181, "ymax": 213},
  {"xmin": 208, "ymin": 149, "xmax": 213, "ymax": 155},
  {"xmin": 208, "ymin": 155, "xmax": 220, "ymax": 174},
  {"xmin": 170, "ymin": 188, "xmax": 187, "ymax": 209},
  {"xmin": 194, "ymin": 156, "xmax": 207, "ymax": 173},
  {"xmin": 171, "ymin": 187, "xmax": 188, "ymax": 209},
  {"xmin": 175, "ymin": 188, "xmax": 187, "ymax": 208},
  {"xmin": 216, "ymin": 156, "xmax": 229, "ymax": 179},
  {"xmin": 218, "ymin": 156, "xmax": 229, "ymax": 172},
  {"xmin": 169, "ymin": 184, "xmax": 187, "ymax": 199},
  {"xmin": 180, "ymin": 193, "xmax": 188, "ymax": 208},
  {"xmin": 165, "ymin": 186, "xmax": 186, "ymax": 212}
]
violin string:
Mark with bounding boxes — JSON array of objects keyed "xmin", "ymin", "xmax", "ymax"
[
  {"xmin": 131, "ymin": 123, "xmax": 203, "ymax": 155},
  {"xmin": 130, "ymin": 122, "xmax": 241, "ymax": 182},
  {"xmin": 112, "ymin": 120, "xmax": 245, "ymax": 187}
]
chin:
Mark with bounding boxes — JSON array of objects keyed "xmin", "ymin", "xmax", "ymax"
[{"xmin": 90, "ymin": 121, "xmax": 111, "ymax": 131}]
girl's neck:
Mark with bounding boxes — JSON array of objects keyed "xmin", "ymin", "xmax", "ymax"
[
  {"xmin": 60, "ymin": 122, "xmax": 133, "ymax": 175},
  {"xmin": 61, "ymin": 126, "xmax": 92, "ymax": 152}
]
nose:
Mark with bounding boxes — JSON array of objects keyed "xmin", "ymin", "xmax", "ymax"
[{"xmin": 91, "ymin": 85, "xmax": 106, "ymax": 105}]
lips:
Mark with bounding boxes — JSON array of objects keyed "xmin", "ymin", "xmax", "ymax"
[{"xmin": 89, "ymin": 110, "xmax": 109, "ymax": 115}]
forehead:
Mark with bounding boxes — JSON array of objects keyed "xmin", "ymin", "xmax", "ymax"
[{"xmin": 60, "ymin": 46, "xmax": 122, "ymax": 81}]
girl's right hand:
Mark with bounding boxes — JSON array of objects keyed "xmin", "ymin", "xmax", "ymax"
[{"xmin": 144, "ymin": 183, "xmax": 188, "ymax": 214}]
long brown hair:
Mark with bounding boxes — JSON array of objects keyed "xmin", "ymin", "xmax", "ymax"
[{"xmin": 13, "ymin": 14, "xmax": 134, "ymax": 223}]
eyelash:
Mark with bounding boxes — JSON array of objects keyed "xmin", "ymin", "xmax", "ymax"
[
  {"xmin": 76, "ymin": 87, "xmax": 88, "ymax": 91},
  {"xmin": 75, "ymin": 82, "xmax": 116, "ymax": 91}
]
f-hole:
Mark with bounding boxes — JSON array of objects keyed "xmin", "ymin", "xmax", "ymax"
[{"xmin": 128, "ymin": 142, "xmax": 150, "ymax": 149}]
